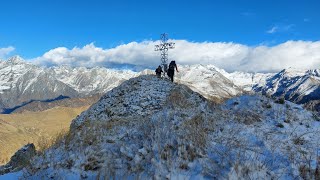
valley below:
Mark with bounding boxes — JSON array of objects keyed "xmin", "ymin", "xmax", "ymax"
[{"xmin": 0, "ymin": 106, "xmax": 89, "ymax": 165}]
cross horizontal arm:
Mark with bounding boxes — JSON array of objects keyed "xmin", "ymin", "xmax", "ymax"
[{"xmin": 154, "ymin": 42, "xmax": 175, "ymax": 51}]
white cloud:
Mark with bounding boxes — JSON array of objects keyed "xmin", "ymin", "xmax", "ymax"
[
  {"xmin": 33, "ymin": 40, "xmax": 320, "ymax": 72},
  {"xmin": 0, "ymin": 46, "xmax": 15, "ymax": 59},
  {"xmin": 267, "ymin": 26, "xmax": 278, "ymax": 34},
  {"xmin": 266, "ymin": 24, "xmax": 294, "ymax": 34}
]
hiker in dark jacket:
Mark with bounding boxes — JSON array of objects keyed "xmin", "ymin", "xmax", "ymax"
[
  {"xmin": 155, "ymin": 65, "xmax": 163, "ymax": 78},
  {"xmin": 167, "ymin": 61, "xmax": 178, "ymax": 82}
]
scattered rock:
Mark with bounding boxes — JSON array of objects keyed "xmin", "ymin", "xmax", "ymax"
[{"xmin": 0, "ymin": 143, "xmax": 36, "ymax": 175}]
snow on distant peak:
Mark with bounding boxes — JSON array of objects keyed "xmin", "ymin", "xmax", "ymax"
[
  {"xmin": 6, "ymin": 55, "xmax": 25, "ymax": 65},
  {"xmin": 279, "ymin": 67, "xmax": 308, "ymax": 77},
  {"xmin": 306, "ymin": 69, "xmax": 320, "ymax": 77}
]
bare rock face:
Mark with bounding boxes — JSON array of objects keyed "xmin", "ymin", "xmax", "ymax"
[{"xmin": 0, "ymin": 143, "xmax": 36, "ymax": 175}]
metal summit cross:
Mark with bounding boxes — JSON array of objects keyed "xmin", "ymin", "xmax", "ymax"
[{"xmin": 154, "ymin": 33, "xmax": 175, "ymax": 73}]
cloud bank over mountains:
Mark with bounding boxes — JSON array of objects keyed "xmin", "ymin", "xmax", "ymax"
[
  {"xmin": 13, "ymin": 40, "xmax": 320, "ymax": 72},
  {"xmin": 0, "ymin": 46, "xmax": 15, "ymax": 59}
]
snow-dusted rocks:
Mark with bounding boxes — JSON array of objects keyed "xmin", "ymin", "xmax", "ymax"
[
  {"xmin": 70, "ymin": 75, "xmax": 176, "ymax": 130},
  {"xmin": 21, "ymin": 75, "xmax": 320, "ymax": 179}
]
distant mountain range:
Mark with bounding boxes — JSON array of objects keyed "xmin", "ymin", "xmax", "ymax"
[
  {"xmin": 0, "ymin": 56, "xmax": 137, "ymax": 112},
  {"xmin": 223, "ymin": 67, "xmax": 320, "ymax": 114},
  {"xmin": 253, "ymin": 68, "xmax": 320, "ymax": 104},
  {"xmin": 0, "ymin": 56, "xmax": 319, "ymax": 114}
]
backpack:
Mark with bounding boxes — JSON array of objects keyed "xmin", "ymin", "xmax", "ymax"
[{"xmin": 169, "ymin": 61, "xmax": 175, "ymax": 70}]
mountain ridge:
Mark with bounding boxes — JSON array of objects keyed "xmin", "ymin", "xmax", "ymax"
[{"xmin": 0, "ymin": 56, "xmax": 318, "ymax": 114}]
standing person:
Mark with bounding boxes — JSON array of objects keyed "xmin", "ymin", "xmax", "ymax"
[
  {"xmin": 155, "ymin": 65, "xmax": 163, "ymax": 78},
  {"xmin": 167, "ymin": 61, "xmax": 178, "ymax": 82}
]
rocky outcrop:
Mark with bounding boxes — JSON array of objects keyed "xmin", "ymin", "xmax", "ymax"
[{"xmin": 0, "ymin": 143, "xmax": 36, "ymax": 175}]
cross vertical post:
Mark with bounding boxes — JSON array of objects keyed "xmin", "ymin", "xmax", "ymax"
[{"xmin": 155, "ymin": 33, "xmax": 175, "ymax": 75}]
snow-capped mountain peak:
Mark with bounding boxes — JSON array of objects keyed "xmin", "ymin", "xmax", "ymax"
[
  {"xmin": 5, "ymin": 56, "xmax": 26, "ymax": 65},
  {"xmin": 278, "ymin": 67, "xmax": 309, "ymax": 77}
]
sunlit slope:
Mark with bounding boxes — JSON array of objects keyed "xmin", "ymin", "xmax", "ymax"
[{"xmin": 0, "ymin": 106, "xmax": 89, "ymax": 165}]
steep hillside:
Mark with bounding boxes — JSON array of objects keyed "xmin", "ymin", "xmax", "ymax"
[{"xmin": 17, "ymin": 75, "xmax": 319, "ymax": 179}]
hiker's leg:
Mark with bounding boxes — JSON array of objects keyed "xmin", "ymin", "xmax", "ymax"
[{"xmin": 172, "ymin": 72, "xmax": 175, "ymax": 82}]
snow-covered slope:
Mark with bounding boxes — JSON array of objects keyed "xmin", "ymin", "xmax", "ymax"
[
  {"xmin": 176, "ymin": 65, "xmax": 243, "ymax": 102},
  {"xmin": 254, "ymin": 68, "xmax": 320, "ymax": 104},
  {"xmin": 223, "ymin": 71, "xmax": 274, "ymax": 91},
  {"xmin": 17, "ymin": 75, "xmax": 319, "ymax": 179},
  {"xmin": 51, "ymin": 66, "xmax": 137, "ymax": 95}
]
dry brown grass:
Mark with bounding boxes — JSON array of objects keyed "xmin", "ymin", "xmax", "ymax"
[
  {"xmin": 167, "ymin": 89, "xmax": 190, "ymax": 108},
  {"xmin": 0, "ymin": 106, "xmax": 89, "ymax": 165},
  {"xmin": 181, "ymin": 114, "xmax": 208, "ymax": 149},
  {"xmin": 37, "ymin": 129, "xmax": 69, "ymax": 154}
]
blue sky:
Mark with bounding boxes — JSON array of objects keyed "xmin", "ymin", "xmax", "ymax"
[{"xmin": 0, "ymin": 0, "xmax": 319, "ymax": 58}]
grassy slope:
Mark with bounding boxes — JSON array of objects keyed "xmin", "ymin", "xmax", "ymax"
[{"xmin": 0, "ymin": 106, "xmax": 89, "ymax": 165}]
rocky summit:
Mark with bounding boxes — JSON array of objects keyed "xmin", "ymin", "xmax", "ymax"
[{"xmin": 15, "ymin": 75, "xmax": 320, "ymax": 179}]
